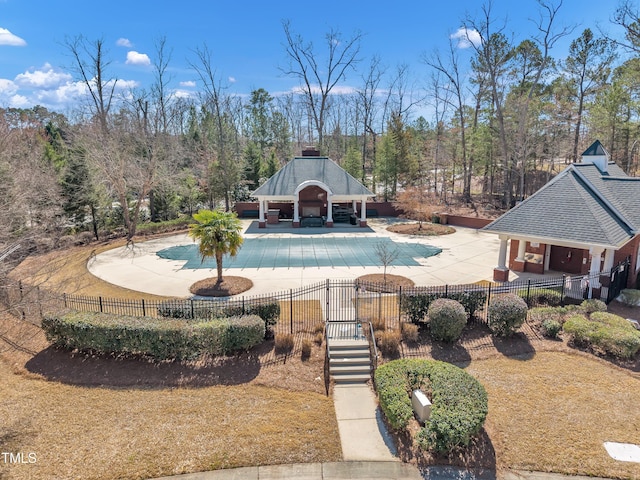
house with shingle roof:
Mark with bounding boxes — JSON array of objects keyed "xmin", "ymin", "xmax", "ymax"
[
  {"xmin": 252, "ymin": 148, "xmax": 375, "ymax": 228},
  {"xmin": 483, "ymin": 140, "xmax": 640, "ymax": 292}
]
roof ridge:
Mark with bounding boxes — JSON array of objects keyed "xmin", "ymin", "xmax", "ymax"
[{"xmin": 570, "ymin": 165, "xmax": 637, "ymax": 234}]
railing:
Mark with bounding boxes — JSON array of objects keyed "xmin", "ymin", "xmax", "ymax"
[
  {"xmin": 323, "ymin": 322, "xmax": 330, "ymax": 396},
  {"xmin": 368, "ymin": 320, "xmax": 379, "ymax": 372},
  {"xmin": 1, "ymin": 264, "xmax": 632, "ymax": 333}
]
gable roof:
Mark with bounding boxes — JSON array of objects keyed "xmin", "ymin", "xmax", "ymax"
[
  {"xmin": 252, "ymin": 156, "xmax": 374, "ymax": 197},
  {"xmin": 483, "ymin": 163, "xmax": 640, "ymax": 249},
  {"xmin": 582, "ymin": 139, "xmax": 608, "ymax": 157}
]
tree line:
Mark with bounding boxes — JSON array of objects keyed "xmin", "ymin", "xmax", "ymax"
[{"xmin": 2, "ymin": 0, "xmax": 640, "ymax": 255}]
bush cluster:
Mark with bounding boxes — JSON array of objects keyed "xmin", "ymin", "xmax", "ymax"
[
  {"xmin": 375, "ymin": 330, "xmax": 401, "ymax": 357},
  {"xmin": 158, "ymin": 299, "xmax": 280, "ymax": 334},
  {"xmin": 516, "ymin": 287, "xmax": 563, "ymax": 307},
  {"xmin": 563, "ymin": 313, "xmax": 640, "ymax": 359},
  {"xmin": 375, "ymin": 358, "xmax": 488, "ymax": 453},
  {"xmin": 400, "ymin": 290, "xmax": 486, "ymax": 324},
  {"xmin": 580, "ymin": 299, "xmax": 607, "ymax": 314},
  {"xmin": 487, "ymin": 293, "xmax": 528, "ymax": 336},
  {"xmin": 427, "ymin": 298, "xmax": 467, "ymax": 343},
  {"xmin": 618, "ymin": 288, "xmax": 640, "ymax": 307},
  {"xmin": 42, "ymin": 311, "xmax": 265, "ymax": 360}
]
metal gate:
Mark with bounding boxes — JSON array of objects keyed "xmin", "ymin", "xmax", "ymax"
[
  {"xmin": 324, "ymin": 279, "xmax": 358, "ymax": 322},
  {"xmin": 606, "ymin": 257, "xmax": 631, "ymax": 303}
]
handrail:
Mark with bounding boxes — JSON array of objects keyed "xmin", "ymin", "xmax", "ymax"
[
  {"xmin": 323, "ymin": 321, "xmax": 330, "ymax": 395},
  {"xmin": 368, "ymin": 320, "xmax": 378, "ymax": 372}
]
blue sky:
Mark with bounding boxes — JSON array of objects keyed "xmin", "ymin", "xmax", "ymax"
[{"xmin": 0, "ymin": 0, "xmax": 627, "ymax": 114}]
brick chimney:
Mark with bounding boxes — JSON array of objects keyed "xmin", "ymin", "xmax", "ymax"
[{"xmin": 301, "ymin": 146, "xmax": 320, "ymax": 157}]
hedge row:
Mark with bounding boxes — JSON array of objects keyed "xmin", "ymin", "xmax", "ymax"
[
  {"xmin": 157, "ymin": 299, "xmax": 280, "ymax": 333},
  {"xmin": 42, "ymin": 311, "xmax": 265, "ymax": 360},
  {"xmin": 563, "ymin": 313, "xmax": 640, "ymax": 359},
  {"xmin": 400, "ymin": 290, "xmax": 486, "ymax": 324},
  {"xmin": 375, "ymin": 358, "xmax": 488, "ymax": 453}
]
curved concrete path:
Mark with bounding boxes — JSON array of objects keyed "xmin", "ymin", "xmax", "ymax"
[
  {"xmin": 88, "ymin": 219, "xmax": 504, "ymax": 297},
  {"xmin": 150, "ymin": 462, "xmax": 617, "ymax": 480}
]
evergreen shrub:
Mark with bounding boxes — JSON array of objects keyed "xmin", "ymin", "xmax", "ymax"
[
  {"xmin": 375, "ymin": 358, "xmax": 487, "ymax": 453},
  {"xmin": 487, "ymin": 293, "xmax": 528, "ymax": 336},
  {"xmin": 427, "ymin": 298, "xmax": 467, "ymax": 343}
]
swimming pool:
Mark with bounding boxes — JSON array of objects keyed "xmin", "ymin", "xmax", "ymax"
[{"xmin": 157, "ymin": 236, "xmax": 442, "ymax": 269}]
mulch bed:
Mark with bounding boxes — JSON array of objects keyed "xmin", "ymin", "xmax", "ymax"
[
  {"xmin": 190, "ymin": 276, "xmax": 253, "ymax": 296},
  {"xmin": 387, "ymin": 222, "xmax": 455, "ymax": 236}
]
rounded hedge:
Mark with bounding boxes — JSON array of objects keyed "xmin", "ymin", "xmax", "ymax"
[
  {"xmin": 374, "ymin": 358, "xmax": 488, "ymax": 453},
  {"xmin": 42, "ymin": 311, "xmax": 265, "ymax": 360},
  {"xmin": 563, "ymin": 313, "xmax": 640, "ymax": 359},
  {"xmin": 428, "ymin": 298, "xmax": 467, "ymax": 343},
  {"xmin": 488, "ymin": 293, "xmax": 528, "ymax": 336}
]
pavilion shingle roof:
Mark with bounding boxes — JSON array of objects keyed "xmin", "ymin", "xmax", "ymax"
[
  {"xmin": 483, "ymin": 163, "xmax": 640, "ymax": 249},
  {"xmin": 252, "ymin": 157, "xmax": 374, "ymax": 197}
]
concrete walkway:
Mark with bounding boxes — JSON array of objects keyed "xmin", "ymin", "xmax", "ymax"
[
  {"xmin": 333, "ymin": 384, "xmax": 397, "ymax": 461},
  {"xmin": 149, "ymin": 462, "xmax": 617, "ymax": 480}
]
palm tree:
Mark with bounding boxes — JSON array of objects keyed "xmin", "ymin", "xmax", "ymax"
[{"xmin": 188, "ymin": 209, "xmax": 243, "ymax": 284}]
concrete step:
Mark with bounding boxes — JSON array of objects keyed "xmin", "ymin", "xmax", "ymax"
[
  {"xmin": 330, "ymin": 364, "xmax": 371, "ymax": 375},
  {"xmin": 330, "ymin": 357, "xmax": 370, "ymax": 367},
  {"xmin": 329, "ymin": 348, "xmax": 370, "ymax": 358},
  {"xmin": 328, "ymin": 339, "xmax": 369, "ymax": 349},
  {"xmin": 332, "ymin": 372, "xmax": 371, "ymax": 384}
]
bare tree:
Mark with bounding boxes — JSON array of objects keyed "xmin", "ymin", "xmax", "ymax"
[
  {"xmin": 281, "ymin": 20, "xmax": 362, "ymax": 151},
  {"xmin": 64, "ymin": 35, "xmax": 116, "ymax": 132},
  {"xmin": 190, "ymin": 45, "xmax": 243, "ymax": 211},
  {"xmin": 423, "ymin": 37, "xmax": 472, "ymax": 202},
  {"xmin": 357, "ymin": 55, "xmax": 386, "ymax": 186},
  {"xmin": 374, "ymin": 242, "xmax": 400, "ymax": 284}
]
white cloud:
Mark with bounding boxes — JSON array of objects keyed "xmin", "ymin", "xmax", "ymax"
[
  {"xmin": 0, "ymin": 78, "xmax": 18, "ymax": 95},
  {"xmin": 14, "ymin": 63, "xmax": 72, "ymax": 88},
  {"xmin": 290, "ymin": 84, "xmax": 356, "ymax": 96},
  {"xmin": 125, "ymin": 51, "xmax": 151, "ymax": 66},
  {"xmin": 9, "ymin": 94, "xmax": 29, "ymax": 108},
  {"xmin": 179, "ymin": 80, "xmax": 196, "ymax": 88},
  {"xmin": 228, "ymin": 76, "xmax": 236, "ymax": 84},
  {"xmin": 0, "ymin": 27, "xmax": 26, "ymax": 46},
  {"xmin": 450, "ymin": 27, "xmax": 482, "ymax": 49},
  {"xmin": 174, "ymin": 89, "xmax": 194, "ymax": 99},
  {"xmin": 117, "ymin": 38, "xmax": 132, "ymax": 48}
]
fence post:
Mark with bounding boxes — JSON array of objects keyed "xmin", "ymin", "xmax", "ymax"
[
  {"xmin": 486, "ymin": 283, "xmax": 492, "ymax": 324},
  {"xmin": 99, "ymin": 296, "xmax": 103, "ymax": 313},
  {"xmin": 141, "ymin": 299, "xmax": 146, "ymax": 317},
  {"xmin": 560, "ymin": 275, "xmax": 566, "ymax": 307},
  {"xmin": 190, "ymin": 299, "xmax": 194, "ymax": 319},
  {"xmin": 378, "ymin": 291, "xmax": 382, "ymax": 324},
  {"xmin": 398, "ymin": 285, "xmax": 403, "ymax": 325},
  {"xmin": 325, "ymin": 279, "xmax": 330, "ymax": 323},
  {"xmin": 526, "ymin": 279, "xmax": 531, "ymax": 307},
  {"xmin": 445, "ymin": 284, "xmax": 448, "ymax": 298},
  {"xmin": 290, "ymin": 289, "xmax": 293, "ymax": 334},
  {"xmin": 242, "ymin": 297, "xmax": 245, "ymax": 315},
  {"xmin": 63, "ymin": 293, "xmax": 67, "ymax": 309}
]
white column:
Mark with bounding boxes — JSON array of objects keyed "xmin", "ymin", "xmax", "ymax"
[
  {"xmin": 589, "ymin": 247, "xmax": 604, "ymax": 291},
  {"xmin": 515, "ymin": 239, "xmax": 526, "ymax": 262},
  {"xmin": 352, "ymin": 199, "xmax": 357, "ymax": 215},
  {"xmin": 603, "ymin": 248, "xmax": 615, "ymax": 273},
  {"xmin": 360, "ymin": 198, "xmax": 366, "ymax": 223},
  {"xmin": 497, "ymin": 236, "xmax": 509, "ymax": 270},
  {"xmin": 258, "ymin": 199, "xmax": 265, "ymax": 223},
  {"xmin": 293, "ymin": 195, "xmax": 299, "ymax": 223},
  {"xmin": 326, "ymin": 195, "xmax": 333, "ymax": 223}
]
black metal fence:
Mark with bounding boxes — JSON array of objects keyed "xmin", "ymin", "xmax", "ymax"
[{"xmin": 2, "ymin": 260, "xmax": 631, "ymax": 334}]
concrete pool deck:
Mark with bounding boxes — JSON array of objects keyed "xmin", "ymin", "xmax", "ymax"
[{"xmin": 88, "ymin": 218, "xmax": 505, "ymax": 297}]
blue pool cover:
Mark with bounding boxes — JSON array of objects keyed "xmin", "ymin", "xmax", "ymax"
[{"xmin": 157, "ymin": 237, "xmax": 442, "ymax": 269}]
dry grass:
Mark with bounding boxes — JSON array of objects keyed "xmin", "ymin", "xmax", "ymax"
[
  {"xmin": 1, "ymin": 241, "xmax": 342, "ymax": 479},
  {"xmin": 10, "ymin": 241, "xmax": 171, "ymax": 300},
  {"xmin": 0, "ymin": 360, "xmax": 341, "ymax": 480},
  {"xmin": 466, "ymin": 351, "xmax": 640, "ymax": 478}
]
